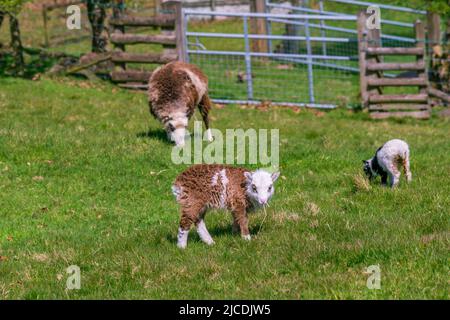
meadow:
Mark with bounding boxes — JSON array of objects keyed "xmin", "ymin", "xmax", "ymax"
[{"xmin": 0, "ymin": 76, "xmax": 449, "ymax": 299}]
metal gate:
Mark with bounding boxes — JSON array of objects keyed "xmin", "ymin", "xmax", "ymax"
[
  {"xmin": 183, "ymin": 10, "xmax": 359, "ymax": 108},
  {"xmin": 265, "ymin": 0, "xmax": 426, "ymax": 46}
]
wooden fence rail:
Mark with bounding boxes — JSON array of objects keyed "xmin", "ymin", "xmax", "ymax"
[{"xmin": 109, "ymin": 15, "xmax": 176, "ymax": 27}]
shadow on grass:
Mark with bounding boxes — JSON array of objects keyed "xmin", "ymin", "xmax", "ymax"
[
  {"xmin": 0, "ymin": 51, "xmax": 59, "ymax": 78},
  {"xmin": 136, "ymin": 129, "xmax": 172, "ymax": 145},
  {"xmin": 164, "ymin": 224, "xmax": 262, "ymax": 245}
]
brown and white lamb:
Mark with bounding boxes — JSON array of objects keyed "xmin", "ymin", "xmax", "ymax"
[
  {"xmin": 172, "ymin": 164, "xmax": 280, "ymax": 249},
  {"xmin": 148, "ymin": 61, "xmax": 213, "ymax": 146}
]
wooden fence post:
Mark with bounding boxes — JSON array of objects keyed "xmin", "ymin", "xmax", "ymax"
[
  {"xmin": 357, "ymin": 11, "xmax": 368, "ymax": 108},
  {"xmin": 426, "ymin": 11, "xmax": 441, "ymax": 53},
  {"xmin": 163, "ymin": 0, "xmax": 187, "ymax": 62},
  {"xmin": 357, "ymin": 10, "xmax": 381, "ymax": 108},
  {"xmin": 249, "ymin": 0, "xmax": 268, "ymax": 53},
  {"xmin": 210, "ymin": 0, "xmax": 216, "ymax": 21},
  {"xmin": 366, "ymin": 11, "xmax": 382, "ymax": 99},
  {"xmin": 112, "ymin": 0, "xmax": 126, "ymax": 71},
  {"xmin": 415, "ymin": 20, "xmax": 428, "ymax": 96},
  {"xmin": 154, "ymin": 0, "xmax": 162, "ymax": 15},
  {"xmin": 42, "ymin": 6, "xmax": 50, "ymax": 48},
  {"xmin": 281, "ymin": 0, "xmax": 303, "ymax": 55}
]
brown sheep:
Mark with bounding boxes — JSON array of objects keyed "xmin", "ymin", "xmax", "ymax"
[
  {"xmin": 172, "ymin": 164, "xmax": 280, "ymax": 249},
  {"xmin": 148, "ymin": 61, "xmax": 213, "ymax": 146}
]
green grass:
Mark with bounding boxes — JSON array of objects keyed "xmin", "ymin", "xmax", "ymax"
[{"xmin": 0, "ymin": 77, "xmax": 449, "ymax": 299}]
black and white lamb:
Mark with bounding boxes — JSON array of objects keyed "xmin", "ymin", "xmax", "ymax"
[{"xmin": 363, "ymin": 139, "xmax": 412, "ymax": 188}]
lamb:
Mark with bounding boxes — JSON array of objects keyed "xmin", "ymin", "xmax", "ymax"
[
  {"xmin": 148, "ymin": 61, "xmax": 213, "ymax": 146},
  {"xmin": 363, "ymin": 139, "xmax": 412, "ymax": 188},
  {"xmin": 172, "ymin": 164, "xmax": 280, "ymax": 249}
]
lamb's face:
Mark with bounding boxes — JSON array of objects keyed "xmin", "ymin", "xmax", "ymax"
[
  {"xmin": 363, "ymin": 159, "xmax": 375, "ymax": 180},
  {"xmin": 165, "ymin": 113, "xmax": 188, "ymax": 147},
  {"xmin": 244, "ymin": 170, "xmax": 280, "ymax": 206}
]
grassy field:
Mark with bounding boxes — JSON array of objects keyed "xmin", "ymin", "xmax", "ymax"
[{"xmin": 0, "ymin": 77, "xmax": 449, "ymax": 299}]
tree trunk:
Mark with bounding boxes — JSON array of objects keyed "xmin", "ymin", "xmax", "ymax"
[
  {"xmin": 9, "ymin": 13, "xmax": 25, "ymax": 76},
  {"xmin": 447, "ymin": 19, "xmax": 450, "ymax": 43},
  {"xmin": 0, "ymin": 11, "xmax": 4, "ymax": 48},
  {"xmin": 87, "ymin": 0, "xmax": 107, "ymax": 53}
]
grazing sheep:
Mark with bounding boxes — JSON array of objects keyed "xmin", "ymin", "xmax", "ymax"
[
  {"xmin": 148, "ymin": 61, "xmax": 213, "ymax": 146},
  {"xmin": 363, "ymin": 139, "xmax": 412, "ymax": 188},
  {"xmin": 172, "ymin": 164, "xmax": 280, "ymax": 249}
]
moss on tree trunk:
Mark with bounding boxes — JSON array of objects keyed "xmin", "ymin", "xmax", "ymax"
[{"xmin": 87, "ymin": 0, "xmax": 108, "ymax": 53}]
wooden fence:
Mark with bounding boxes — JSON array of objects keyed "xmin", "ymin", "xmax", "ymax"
[
  {"xmin": 357, "ymin": 11, "xmax": 431, "ymax": 119},
  {"xmin": 109, "ymin": 1, "xmax": 184, "ymax": 90},
  {"xmin": 42, "ymin": 0, "xmax": 85, "ymax": 47},
  {"xmin": 41, "ymin": 0, "xmax": 159, "ymax": 48}
]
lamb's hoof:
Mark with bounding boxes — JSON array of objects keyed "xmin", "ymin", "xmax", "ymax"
[
  {"xmin": 206, "ymin": 240, "xmax": 215, "ymax": 246},
  {"xmin": 177, "ymin": 242, "xmax": 187, "ymax": 249},
  {"xmin": 206, "ymin": 129, "xmax": 214, "ymax": 142},
  {"xmin": 242, "ymin": 234, "xmax": 251, "ymax": 241}
]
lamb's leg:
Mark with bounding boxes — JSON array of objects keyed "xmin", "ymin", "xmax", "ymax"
[
  {"xmin": 198, "ymin": 94, "xmax": 213, "ymax": 142},
  {"xmin": 381, "ymin": 172, "xmax": 388, "ymax": 186},
  {"xmin": 388, "ymin": 166, "xmax": 401, "ymax": 188},
  {"xmin": 403, "ymin": 156, "xmax": 412, "ymax": 182},
  {"xmin": 232, "ymin": 219, "xmax": 240, "ymax": 234},
  {"xmin": 233, "ymin": 207, "xmax": 251, "ymax": 240},
  {"xmin": 177, "ymin": 204, "xmax": 203, "ymax": 249},
  {"xmin": 177, "ymin": 227, "xmax": 190, "ymax": 249},
  {"xmin": 196, "ymin": 219, "xmax": 215, "ymax": 245}
]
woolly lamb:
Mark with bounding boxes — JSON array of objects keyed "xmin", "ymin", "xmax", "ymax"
[
  {"xmin": 363, "ymin": 139, "xmax": 412, "ymax": 188},
  {"xmin": 172, "ymin": 164, "xmax": 280, "ymax": 249},
  {"xmin": 148, "ymin": 61, "xmax": 213, "ymax": 146}
]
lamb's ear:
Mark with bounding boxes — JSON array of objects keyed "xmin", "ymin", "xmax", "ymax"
[
  {"xmin": 244, "ymin": 172, "xmax": 253, "ymax": 182},
  {"xmin": 271, "ymin": 172, "xmax": 280, "ymax": 182}
]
